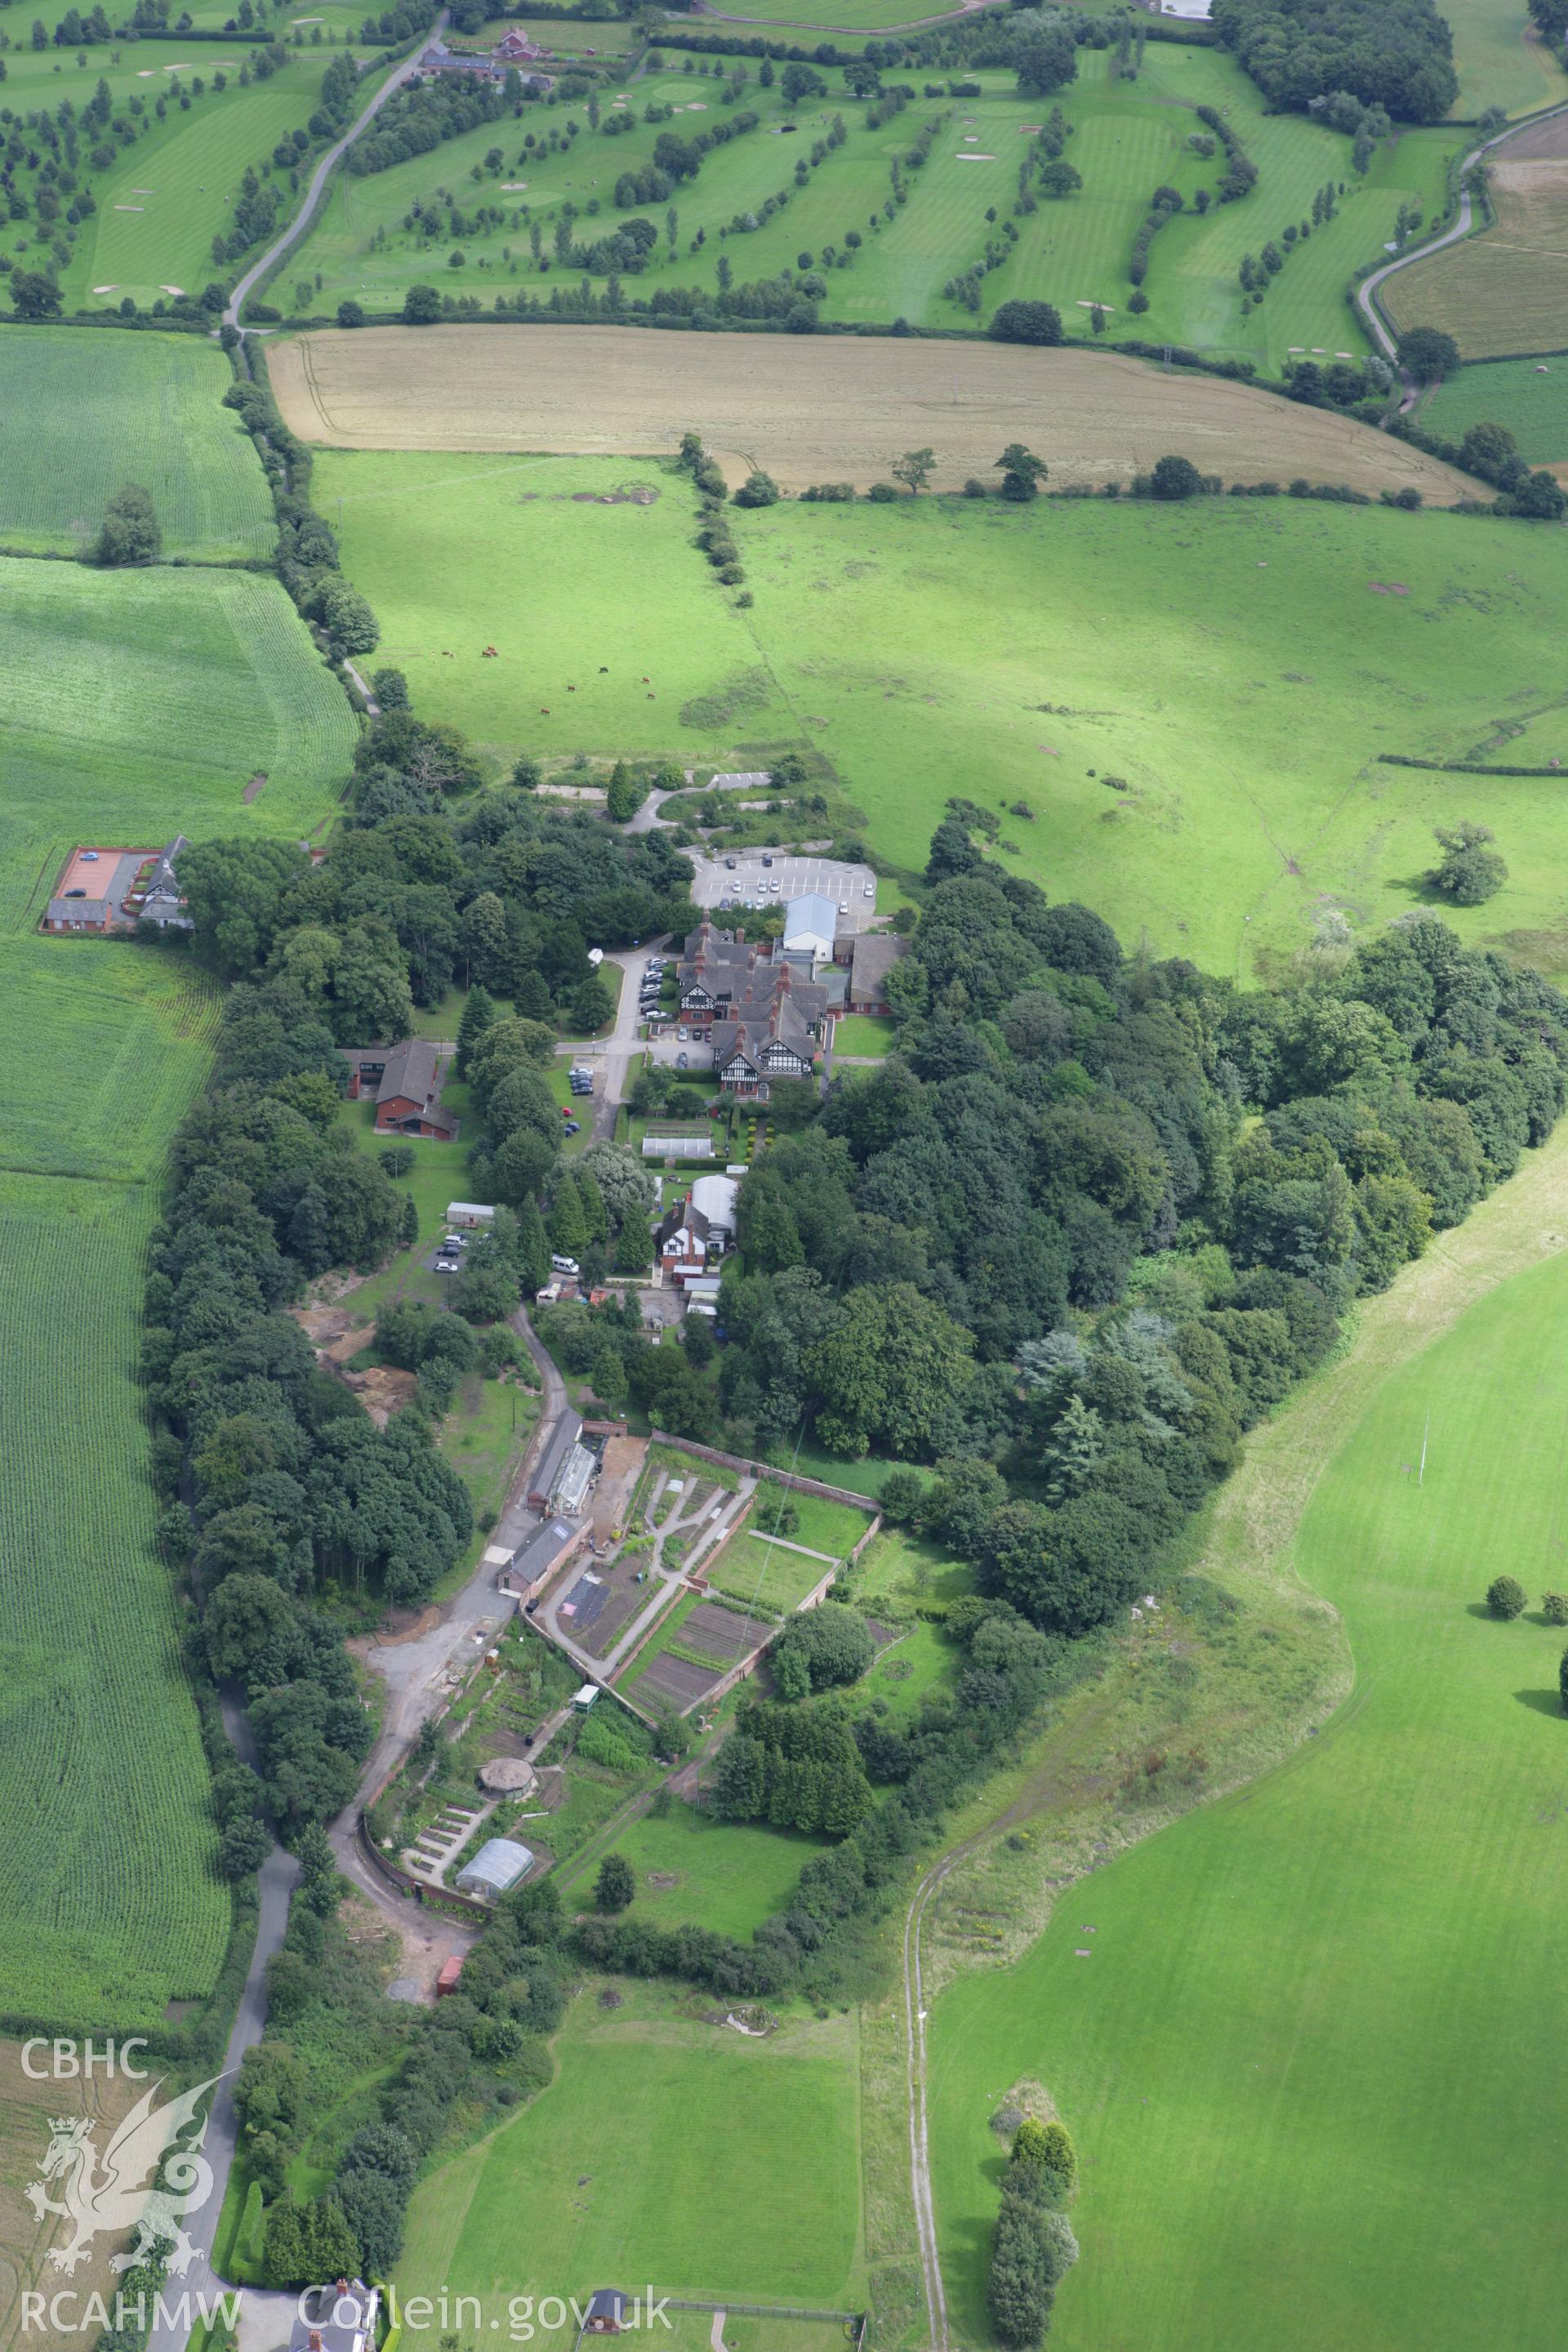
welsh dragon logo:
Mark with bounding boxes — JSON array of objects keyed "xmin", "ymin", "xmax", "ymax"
[{"xmin": 25, "ymin": 2074, "xmax": 223, "ymax": 2276}]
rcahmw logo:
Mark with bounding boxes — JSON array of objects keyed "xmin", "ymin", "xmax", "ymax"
[{"xmin": 24, "ymin": 2070, "xmax": 225, "ymax": 2277}]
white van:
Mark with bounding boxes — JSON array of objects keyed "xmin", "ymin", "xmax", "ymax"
[{"xmin": 551, "ymin": 1254, "xmax": 580, "ymax": 1276}]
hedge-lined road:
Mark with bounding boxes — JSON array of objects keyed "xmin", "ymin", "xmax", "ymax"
[
  {"xmin": 1356, "ymin": 99, "xmax": 1568, "ymax": 376},
  {"xmin": 225, "ymin": 13, "xmax": 449, "ymax": 332}
]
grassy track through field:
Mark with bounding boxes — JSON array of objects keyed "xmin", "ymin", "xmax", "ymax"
[
  {"xmin": 0, "ymin": 555, "xmax": 353, "ymax": 2027},
  {"xmin": 0, "ymin": 328, "xmax": 273, "ymax": 560},
  {"xmin": 924, "ymin": 1116, "xmax": 1568, "ymax": 2352}
]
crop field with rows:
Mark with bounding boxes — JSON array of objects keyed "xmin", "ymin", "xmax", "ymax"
[
  {"xmin": 0, "ymin": 328, "xmax": 273, "ymax": 561},
  {"xmin": 0, "ymin": 1172, "xmax": 231, "ymax": 2032},
  {"xmin": 0, "ymin": 550, "xmax": 354, "ymax": 2029}
]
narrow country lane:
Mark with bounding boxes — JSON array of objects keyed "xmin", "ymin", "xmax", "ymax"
[{"xmin": 224, "ymin": 13, "xmax": 448, "ymax": 331}]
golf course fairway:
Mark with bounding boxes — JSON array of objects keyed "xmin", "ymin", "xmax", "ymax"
[{"xmin": 927, "ymin": 1204, "xmax": 1568, "ymax": 2352}]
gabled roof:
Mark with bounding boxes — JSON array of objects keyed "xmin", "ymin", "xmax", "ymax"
[
  {"xmin": 850, "ymin": 931, "xmax": 907, "ymax": 1001},
  {"xmin": 784, "ymin": 891, "xmax": 839, "ymax": 945},
  {"xmin": 47, "ymin": 898, "xmax": 109, "ymax": 922}
]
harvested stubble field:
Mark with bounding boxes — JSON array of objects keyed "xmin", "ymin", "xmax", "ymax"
[
  {"xmin": 1384, "ymin": 151, "xmax": 1568, "ymax": 357},
  {"xmin": 269, "ymin": 324, "xmax": 1472, "ymax": 500}
]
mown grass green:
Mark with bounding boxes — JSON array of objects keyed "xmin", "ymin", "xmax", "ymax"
[
  {"xmin": 397, "ymin": 1978, "xmax": 866, "ymax": 2309},
  {"xmin": 283, "ymin": 48, "xmax": 1453, "ymax": 368},
  {"xmin": 0, "ymin": 39, "xmax": 333, "ymax": 310},
  {"xmin": 0, "ymin": 327, "xmax": 272, "ymax": 559},
  {"xmin": 928, "ymin": 1238, "xmax": 1568, "ymax": 2352},
  {"xmin": 710, "ymin": 1530, "xmax": 831, "ymax": 1613},
  {"xmin": 0, "ymin": 555, "xmax": 353, "ymax": 2027}
]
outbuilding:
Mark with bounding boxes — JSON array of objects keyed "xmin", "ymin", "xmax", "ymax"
[
  {"xmin": 455, "ymin": 1837, "xmax": 535, "ymax": 1898},
  {"xmin": 783, "ymin": 892, "xmax": 839, "ymax": 962},
  {"xmin": 585, "ymin": 2291, "xmax": 629, "ymax": 2334}
]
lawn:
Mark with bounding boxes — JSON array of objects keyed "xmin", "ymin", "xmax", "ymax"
[
  {"xmin": 396, "ymin": 1977, "xmax": 866, "ymax": 2310},
  {"xmin": 709, "ymin": 1529, "xmax": 832, "ymax": 1614},
  {"xmin": 752, "ymin": 1489, "xmax": 873, "ymax": 1561},
  {"xmin": 0, "ymin": 327, "xmax": 273, "ymax": 561},
  {"xmin": 928, "ymin": 1238, "xmax": 1568, "ymax": 2352},
  {"xmin": 1423, "ymin": 353, "xmax": 1568, "ymax": 464},
  {"xmin": 849, "ymin": 1526, "xmax": 972, "ymax": 1610},
  {"xmin": 0, "ymin": 554, "xmax": 353, "ymax": 2029},
  {"xmin": 561, "ymin": 1796, "xmax": 821, "ymax": 1940},
  {"xmin": 832, "ymin": 1013, "xmax": 898, "ymax": 1057}
]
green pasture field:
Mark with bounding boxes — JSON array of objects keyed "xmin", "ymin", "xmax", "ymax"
[
  {"xmin": 316, "ymin": 451, "xmax": 1568, "ymax": 976},
  {"xmin": 0, "ymin": 1170, "xmax": 233, "ymax": 2031},
  {"xmin": 709, "ymin": 1529, "xmax": 831, "ymax": 1612},
  {"xmin": 832, "ymin": 1013, "xmax": 896, "ymax": 1054},
  {"xmin": 0, "ymin": 554, "xmax": 353, "ymax": 2028},
  {"xmin": 281, "ymin": 47, "xmax": 1452, "ymax": 367},
  {"xmin": 561, "ymin": 1797, "xmax": 822, "ymax": 1938},
  {"xmin": 679, "ymin": 0, "xmax": 961, "ymax": 25},
  {"xmin": 1423, "ymin": 354, "xmax": 1568, "ymax": 463},
  {"xmin": 728, "ymin": 493, "xmax": 1568, "ymax": 978},
  {"xmin": 396, "ymin": 1977, "xmax": 866, "ymax": 2310},
  {"xmin": 309, "ymin": 448, "xmax": 765, "ymax": 771},
  {"xmin": 929, "ymin": 1239, "xmax": 1568, "ymax": 2352},
  {"xmin": 1443, "ymin": 0, "xmax": 1566, "ymax": 116},
  {"xmin": 0, "ymin": 327, "xmax": 273, "ymax": 559}
]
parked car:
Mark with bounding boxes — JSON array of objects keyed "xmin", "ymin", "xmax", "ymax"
[
  {"xmin": 65, "ymin": 887, "xmax": 86, "ymax": 898},
  {"xmin": 864, "ymin": 882, "xmax": 875, "ymax": 898},
  {"xmin": 676, "ymin": 1052, "xmax": 689, "ymax": 1069},
  {"xmin": 839, "ymin": 901, "xmax": 849, "ymax": 915},
  {"xmin": 81, "ymin": 851, "xmax": 100, "ymax": 862},
  {"xmin": 564, "ymin": 1118, "xmax": 580, "ymax": 1135},
  {"xmin": 677, "ymin": 1026, "xmax": 688, "ymax": 1041},
  {"xmin": 762, "ymin": 853, "xmax": 773, "ymax": 868},
  {"xmin": 724, "ymin": 856, "xmax": 737, "ymax": 870}
]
